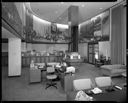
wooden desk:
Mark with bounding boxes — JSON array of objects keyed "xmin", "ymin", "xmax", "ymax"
[{"xmin": 59, "ymin": 73, "xmax": 75, "ymax": 92}]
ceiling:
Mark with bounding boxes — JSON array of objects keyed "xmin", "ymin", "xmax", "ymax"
[
  {"xmin": 2, "ymin": 27, "xmax": 17, "ymax": 39},
  {"xmin": 30, "ymin": 0, "xmax": 123, "ymax": 24}
]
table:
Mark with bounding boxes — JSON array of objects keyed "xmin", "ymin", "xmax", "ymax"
[{"xmin": 67, "ymin": 88, "xmax": 127, "ymax": 102}]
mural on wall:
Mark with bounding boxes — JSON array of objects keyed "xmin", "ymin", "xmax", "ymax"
[
  {"xmin": 79, "ymin": 10, "xmax": 110, "ymax": 43},
  {"xmin": 25, "ymin": 14, "xmax": 71, "ymax": 43},
  {"xmin": 2, "ymin": 2, "xmax": 23, "ymax": 38},
  {"xmin": 101, "ymin": 10, "xmax": 110, "ymax": 41},
  {"xmin": 79, "ymin": 20, "xmax": 94, "ymax": 42}
]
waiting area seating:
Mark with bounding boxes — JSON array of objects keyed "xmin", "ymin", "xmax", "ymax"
[
  {"xmin": 100, "ymin": 64, "xmax": 126, "ymax": 77},
  {"xmin": 73, "ymin": 78, "xmax": 93, "ymax": 91},
  {"xmin": 94, "ymin": 76, "xmax": 114, "ymax": 89},
  {"xmin": 66, "ymin": 76, "xmax": 126, "ymax": 101}
]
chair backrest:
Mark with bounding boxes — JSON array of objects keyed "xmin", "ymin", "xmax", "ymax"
[
  {"xmin": 73, "ymin": 78, "xmax": 92, "ymax": 91},
  {"xmin": 47, "ymin": 66, "xmax": 55, "ymax": 73},
  {"xmin": 95, "ymin": 77, "xmax": 112, "ymax": 87}
]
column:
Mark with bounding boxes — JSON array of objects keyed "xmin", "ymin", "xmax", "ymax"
[
  {"xmin": 68, "ymin": 6, "xmax": 79, "ymax": 52},
  {"xmin": 8, "ymin": 38, "xmax": 21, "ymax": 76}
]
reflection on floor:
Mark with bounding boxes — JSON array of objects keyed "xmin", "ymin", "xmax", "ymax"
[{"xmin": 2, "ymin": 63, "xmax": 126, "ymax": 101}]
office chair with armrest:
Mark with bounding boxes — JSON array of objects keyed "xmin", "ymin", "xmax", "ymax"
[
  {"xmin": 95, "ymin": 76, "xmax": 113, "ymax": 88},
  {"xmin": 45, "ymin": 66, "xmax": 57, "ymax": 89},
  {"xmin": 94, "ymin": 76, "xmax": 116, "ymax": 92},
  {"xmin": 73, "ymin": 78, "xmax": 93, "ymax": 91}
]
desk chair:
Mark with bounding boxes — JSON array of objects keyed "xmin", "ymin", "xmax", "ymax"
[{"xmin": 45, "ymin": 66, "xmax": 57, "ymax": 89}]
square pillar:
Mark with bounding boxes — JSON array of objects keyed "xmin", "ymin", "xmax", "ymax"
[
  {"xmin": 68, "ymin": 6, "xmax": 79, "ymax": 52},
  {"xmin": 8, "ymin": 38, "xmax": 21, "ymax": 76}
]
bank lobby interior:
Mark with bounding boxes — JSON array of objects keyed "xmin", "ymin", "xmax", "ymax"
[{"xmin": 1, "ymin": 1, "xmax": 127, "ymax": 101}]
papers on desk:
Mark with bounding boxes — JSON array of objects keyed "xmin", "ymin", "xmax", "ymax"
[{"xmin": 91, "ymin": 87, "xmax": 102, "ymax": 94}]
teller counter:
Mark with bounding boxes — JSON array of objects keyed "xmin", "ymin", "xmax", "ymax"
[{"xmin": 22, "ymin": 55, "xmax": 63, "ymax": 67}]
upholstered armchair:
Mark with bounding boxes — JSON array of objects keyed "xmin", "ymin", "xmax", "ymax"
[
  {"xmin": 73, "ymin": 78, "xmax": 93, "ymax": 91},
  {"xmin": 95, "ymin": 76, "xmax": 113, "ymax": 87}
]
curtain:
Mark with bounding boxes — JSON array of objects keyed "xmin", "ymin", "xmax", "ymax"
[
  {"xmin": 111, "ymin": 4, "xmax": 126, "ymax": 64},
  {"xmin": 33, "ymin": 15, "xmax": 51, "ymax": 36}
]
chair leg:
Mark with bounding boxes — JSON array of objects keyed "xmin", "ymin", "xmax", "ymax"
[
  {"xmin": 45, "ymin": 80, "xmax": 57, "ymax": 89},
  {"xmin": 45, "ymin": 84, "xmax": 52, "ymax": 89},
  {"xmin": 53, "ymin": 85, "xmax": 57, "ymax": 89}
]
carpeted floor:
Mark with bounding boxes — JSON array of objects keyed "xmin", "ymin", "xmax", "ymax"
[{"xmin": 2, "ymin": 63, "xmax": 126, "ymax": 101}]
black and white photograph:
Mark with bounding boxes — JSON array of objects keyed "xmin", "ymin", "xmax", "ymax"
[{"xmin": 1, "ymin": 0, "xmax": 127, "ymax": 101}]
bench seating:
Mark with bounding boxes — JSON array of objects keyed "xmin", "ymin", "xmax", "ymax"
[{"xmin": 100, "ymin": 64, "xmax": 126, "ymax": 77}]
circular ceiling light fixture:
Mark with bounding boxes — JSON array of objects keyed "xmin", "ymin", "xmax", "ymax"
[
  {"xmin": 61, "ymin": 2, "xmax": 64, "ymax": 4},
  {"xmin": 81, "ymin": 4, "xmax": 85, "ymax": 7}
]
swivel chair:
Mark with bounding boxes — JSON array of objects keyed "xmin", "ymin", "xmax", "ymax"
[{"xmin": 45, "ymin": 66, "xmax": 57, "ymax": 89}]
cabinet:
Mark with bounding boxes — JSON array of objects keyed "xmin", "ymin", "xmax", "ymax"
[
  {"xmin": 29, "ymin": 69, "xmax": 41, "ymax": 83},
  {"xmin": 88, "ymin": 43, "xmax": 99, "ymax": 64}
]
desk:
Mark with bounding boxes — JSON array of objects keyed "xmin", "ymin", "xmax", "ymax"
[
  {"xmin": 29, "ymin": 69, "xmax": 41, "ymax": 83},
  {"xmin": 38, "ymin": 64, "xmax": 46, "ymax": 82},
  {"xmin": 54, "ymin": 66, "xmax": 75, "ymax": 92},
  {"xmin": 67, "ymin": 88, "xmax": 126, "ymax": 102}
]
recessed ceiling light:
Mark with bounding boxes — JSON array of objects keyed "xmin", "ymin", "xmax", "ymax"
[
  {"xmin": 100, "ymin": 8, "xmax": 103, "ymax": 9},
  {"xmin": 61, "ymin": 2, "xmax": 64, "ymax": 4},
  {"xmin": 82, "ymin": 4, "xmax": 85, "ymax": 7}
]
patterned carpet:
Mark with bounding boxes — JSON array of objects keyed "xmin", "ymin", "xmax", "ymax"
[{"xmin": 2, "ymin": 63, "xmax": 126, "ymax": 101}]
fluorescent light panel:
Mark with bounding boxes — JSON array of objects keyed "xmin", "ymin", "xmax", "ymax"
[{"xmin": 57, "ymin": 24, "xmax": 68, "ymax": 29}]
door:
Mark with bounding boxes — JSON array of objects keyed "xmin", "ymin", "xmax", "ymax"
[{"xmin": 88, "ymin": 43, "xmax": 98, "ymax": 64}]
